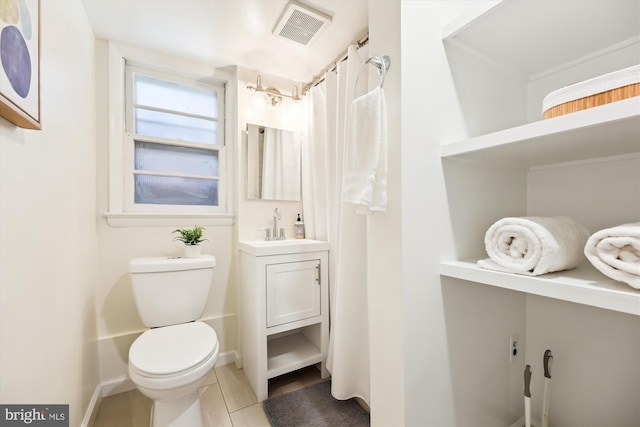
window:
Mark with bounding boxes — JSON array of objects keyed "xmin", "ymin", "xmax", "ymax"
[{"xmin": 123, "ymin": 64, "xmax": 226, "ymax": 214}]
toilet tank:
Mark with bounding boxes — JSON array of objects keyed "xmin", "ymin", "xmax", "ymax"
[{"xmin": 129, "ymin": 255, "xmax": 216, "ymax": 327}]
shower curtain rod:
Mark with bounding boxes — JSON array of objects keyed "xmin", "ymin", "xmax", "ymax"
[{"xmin": 301, "ymin": 32, "xmax": 369, "ymax": 95}]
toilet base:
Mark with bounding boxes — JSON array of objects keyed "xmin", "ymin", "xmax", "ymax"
[{"xmin": 150, "ymin": 390, "xmax": 203, "ymax": 427}]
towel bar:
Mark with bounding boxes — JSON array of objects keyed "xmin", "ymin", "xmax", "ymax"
[{"xmin": 354, "ymin": 55, "xmax": 391, "ymax": 99}]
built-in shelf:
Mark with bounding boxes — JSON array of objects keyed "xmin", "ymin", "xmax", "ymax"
[
  {"xmin": 267, "ymin": 333, "xmax": 322, "ymax": 379},
  {"xmin": 441, "ymin": 98, "xmax": 640, "ymax": 166},
  {"xmin": 440, "ymin": 260, "xmax": 640, "ymax": 316},
  {"xmin": 438, "ymin": 0, "xmax": 640, "ymax": 422},
  {"xmin": 442, "ymin": 0, "xmax": 640, "ymax": 79},
  {"xmin": 266, "ymin": 316, "xmax": 323, "ymax": 337},
  {"xmin": 440, "ymin": 1, "xmax": 640, "ymax": 319}
]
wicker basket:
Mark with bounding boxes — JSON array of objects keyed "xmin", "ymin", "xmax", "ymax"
[{"xmin": 542, "ymin": 65, "xmax": 640, "ymax": 119}]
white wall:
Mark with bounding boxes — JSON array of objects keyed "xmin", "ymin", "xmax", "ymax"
[
  {"xmin": 91, "ymin": 51, "xmax": 306, "ymax": 388},
  {"xmin": 0, "ymin": 1, "xmax": 100, "ymax": 425},
  {"xmin": 236, "ymin": 67, "xmax": 304, "ymax": 243},
  {"xmin": 525, "ymin": 296, "xmax": 640, "ymax": 427},
  {"xmin": 94, "ymin": 224, "xmax": 238, "ymax": 383},
  {"xmin": 93, "ymin": 40, "xmax": 239, "ymax": 385},
  {"xmin": 367, "ymin": 1, "xmax": 404, "ymax": 425},
  {"xmin": 401, "ymin": 2, "xmax": 477, "ymax": 425}
]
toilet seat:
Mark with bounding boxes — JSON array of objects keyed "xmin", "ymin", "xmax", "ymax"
[
  {"xmin": 130, "ymin": 321, "xmax": 218, "ymax": 376},
  {"xmin": 129, "ymin": 321, "xmax": 219, "ymax": 391}
]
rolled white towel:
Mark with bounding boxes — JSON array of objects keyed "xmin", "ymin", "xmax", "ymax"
[
  {"xmin": 584, "ymin": 222, "xmax": 640, "ymax": 290},
  {"xmin": 478, "ymin": 216, "xmax": 590, "ymax": 276}
]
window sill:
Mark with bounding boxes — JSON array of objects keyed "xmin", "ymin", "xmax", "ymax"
[{"xmin": 104, "ymin": 212, "xmax": 235, "ymax": 227}]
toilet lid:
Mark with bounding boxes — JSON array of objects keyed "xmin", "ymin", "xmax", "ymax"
[{"xmin": 129, "ymin": 321, "xmax": 218, "ymax": 376}]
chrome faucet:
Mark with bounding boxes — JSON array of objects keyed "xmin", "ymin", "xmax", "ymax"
[
  {"xmin": 272, "ymin": 208, "xmax": 283, "ymax": 240},
  {"xmin": 263, "ymin": 208, "xmax": 285, "ymax": 241}
]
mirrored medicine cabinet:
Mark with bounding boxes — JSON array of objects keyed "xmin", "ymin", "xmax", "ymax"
[{"xmin": 245, "ymin": 123, "xmax": 301, "ymax": 201}]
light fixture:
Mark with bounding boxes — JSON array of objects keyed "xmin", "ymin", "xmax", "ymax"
[{"xmin": 247, "ymin": 75, "xmax": 302, "ymax": 112}]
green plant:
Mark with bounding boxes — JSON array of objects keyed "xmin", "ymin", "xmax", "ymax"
[{"xmin": 172, "ymin": 225, "xmax": 207, "ymax": 246}]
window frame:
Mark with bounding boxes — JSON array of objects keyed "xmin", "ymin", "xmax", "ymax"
[
  {"xmin": 104, "ymin": 42, "xmax": 235, "ymax": 227},
  {"xmin": 124, "ymin": 64, "xmax": 226, "ymax": 214},
  {"xmin": 123, "ymin": 133, "xmax": 226, "ymax": 214}
]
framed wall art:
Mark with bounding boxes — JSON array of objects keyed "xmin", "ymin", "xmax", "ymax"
[{"xmin": 0, "ymin": 0, "xmax": 40, "ymax": 130}]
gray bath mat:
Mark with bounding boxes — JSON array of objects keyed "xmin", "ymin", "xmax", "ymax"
[{"xmin": 263, "ymin": 380, "xmax": 370, "ymax": 427}]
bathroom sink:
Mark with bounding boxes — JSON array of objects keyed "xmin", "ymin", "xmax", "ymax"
[{"xmin": 238, "ymin": 239, "xmax": 329, "ymax": 256}]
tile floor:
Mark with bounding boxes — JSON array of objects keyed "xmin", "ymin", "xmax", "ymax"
[{"xmin": 92, "ymin": 364, "xmax": 323, "ymax": 427}]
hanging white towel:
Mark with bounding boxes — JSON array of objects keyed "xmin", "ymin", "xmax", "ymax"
[
  {"xmin": 478, "ymin": 216, "xmax": 590, "ymax": 276},
  {"xmin": 584, "ymin": 222, "xmax": 640, "ymax": 289},
  {"xmin": 342, "ymin": 86, "xmax": 388, "ymax": 214}
]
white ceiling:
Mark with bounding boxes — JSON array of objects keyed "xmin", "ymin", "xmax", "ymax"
[{"xmin": 80, "ymin": 0, "xmax": 368, "ymax": 83}]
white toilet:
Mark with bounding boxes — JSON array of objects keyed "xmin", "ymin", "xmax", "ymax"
[{"xmin": 128, "ymin": 255, "xmax": 218, "ymax": 427}]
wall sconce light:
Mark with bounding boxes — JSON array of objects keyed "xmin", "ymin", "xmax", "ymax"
[{"xmin": 247, "ymin": 75, "xmax": 302, "ymax": 113}]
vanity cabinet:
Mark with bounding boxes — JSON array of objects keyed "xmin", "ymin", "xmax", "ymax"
[
  {"xmin": 266, "ymin": 260, "xmax": 321, "ymax": 327},
  {"xmin": 239, "ymin": 240, "xmax": 329, "ymax": 401}
]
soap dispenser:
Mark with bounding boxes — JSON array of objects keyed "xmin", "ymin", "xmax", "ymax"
[{"xmin": 294, "ymin": 213, "xmax": 305, "ymax": 239}]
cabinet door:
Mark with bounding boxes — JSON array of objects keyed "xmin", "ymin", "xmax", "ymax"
[{"xmin": 266, "ymin": 260, "xmax": 321, "ymax": 327}]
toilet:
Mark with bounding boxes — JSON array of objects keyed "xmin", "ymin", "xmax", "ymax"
[{"xmin": 128, "ymin": 255, "xmax": 218, "ymax": 427}]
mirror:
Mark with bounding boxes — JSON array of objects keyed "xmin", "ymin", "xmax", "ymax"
[{"xmin": 246, "ymin": 123, "xmax": 301, "ymax": 201}]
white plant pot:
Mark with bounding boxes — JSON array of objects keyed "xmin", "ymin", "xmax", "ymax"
[{"xmin": 183, "ymin": 245, "xmax": 201, "ymax": 258}]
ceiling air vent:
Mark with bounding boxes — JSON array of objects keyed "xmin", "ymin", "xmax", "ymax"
[{"xmin": 273, "ymin": 1, "xmax": 332, "ymax": 46}]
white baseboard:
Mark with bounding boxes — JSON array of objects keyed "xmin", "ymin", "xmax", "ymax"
[
  {"xmin": 98, "ymin": 350, "xmax": 238, "ymax": 398},
  {"xmin": 80, "ymin": 384, "xmax": 103, "ymax": 427},
  {"xmin": 101, "ymin": 374, "xmax": 136, "ymax": 397},
  {"xmin": 216, "ymin": 349, "xmax": 239, "ymax": 367},
  {"xmin": 510, "ymin": 416, "xmax": 540, "ymax": 427},
  {"xmin": 82, "ymin": 350, "xmax": 239, "ymax": 424}
]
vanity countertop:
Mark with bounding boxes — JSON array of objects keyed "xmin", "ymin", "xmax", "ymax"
[{"xmin": 238, "ymin": 239, "xmax": 329, "ymax": 256}]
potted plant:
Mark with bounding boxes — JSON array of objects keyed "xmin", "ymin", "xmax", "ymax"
[{"xmin": 173, "ymin": 225, "xmax": 207, "ymax": 258}]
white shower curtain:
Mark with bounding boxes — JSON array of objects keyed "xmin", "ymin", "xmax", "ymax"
[
  {"xmin": 262, "ymin": 127, "xmax": 300, "ymax": 200},
  {"xmin": 301, "ymin": 45, "xmax": 371, "ymax": 404}
]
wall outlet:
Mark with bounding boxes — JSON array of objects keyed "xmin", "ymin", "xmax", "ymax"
[{"xmin": 509, "ymin": 334, "xmax": 520, "ymax": 363}]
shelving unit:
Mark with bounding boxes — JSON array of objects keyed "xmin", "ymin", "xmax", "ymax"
[
  {"xmin": 442, "ymin": 0, "xmax": 640, "ymax": 79},
  {"xmin": 439, "ymin": 0, "xmax": 640, "ymax": 318},
  {"xmin": 441, "ymin": 98, "xmax": 640, "ymax": 166},
  {"xmin": 440, "ymin": 94, "xmax": 639, "ymax": 316},
  {"xmin": 440, "ymin": 261, "xmax": 639, "ymax": 316},
  {"xmin": 267, "ymin": 332, "xmax": 323, "ymax": 379},
  {"xmin": 434, "ymin": 2, "xmax": 640, "ymax": 425}
]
